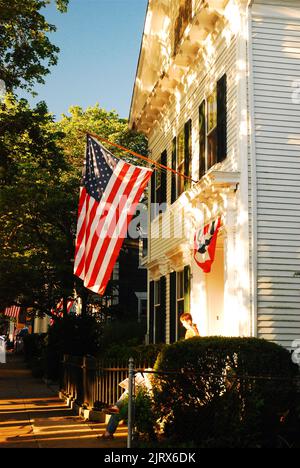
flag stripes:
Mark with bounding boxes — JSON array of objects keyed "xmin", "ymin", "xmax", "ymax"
[
  {"xmin": 92, "ymin": 168, "xmax": 151, "ymax": 295},
  {"xmin": 49, "ymin": 299, "xmax": 75, "ymax": 326},
  {"xmin": 4, "ymin": 306, "xmax": 21, "ymax": 319},
  {"xmin": 51, "ymin": 299, "xmax": 74, "ymax": 318},
  {"xmin": 85, "ymin": 166, "xmax": 144, "ymax": 288}
]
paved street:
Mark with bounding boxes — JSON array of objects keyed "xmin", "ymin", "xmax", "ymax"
[{"xmin": 0, "ymin": 354, "xmax": 127, "ymax": 448}]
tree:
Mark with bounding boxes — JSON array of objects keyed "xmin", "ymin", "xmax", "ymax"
[
  {"xmin": 55, "ymin": 104, "xmax": 149, "ymax": 169},
  {"xmin": 0, "ymin": 95, "xmax": 75, "ymax": 316},
  {"xmin": 0, "ymin": 0, "xmax": 69, "ymax": 92},
  {"xmin": 0, "ymin": 99, "xmax": 148, "ymax": 320}
]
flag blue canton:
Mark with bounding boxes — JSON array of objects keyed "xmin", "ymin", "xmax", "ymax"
[{"xmin": 83, "ymin": 136, "xmax": 118, "ymax": 202}]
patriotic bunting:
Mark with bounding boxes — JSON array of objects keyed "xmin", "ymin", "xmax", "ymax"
[{"xmin": 194, "ymin": 217, "xmax": 222, "ymax": 273}]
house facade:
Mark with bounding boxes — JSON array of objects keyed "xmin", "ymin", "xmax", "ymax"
[{"xmin": 129, "ymin": 0, "xmax": 300, "ymax": 349}]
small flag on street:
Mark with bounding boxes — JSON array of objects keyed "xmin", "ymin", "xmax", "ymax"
[
  {"xmin": 74, "ymin": 136, "xmax": 153, "ymax": 295},
  {"xmin": 49, "ymin": 299, "xmax": 75, "ymax": 325},
  {"xmin": 4, "ymin": 306, "xmax": 21, "ymax": 319},
  {"xmin": 194, "ymin": 217, "xmax": 222, "ymax": 273},
  {"xmin": 51, "ymin": 299, "xmax": 74, "ymax": 317}
]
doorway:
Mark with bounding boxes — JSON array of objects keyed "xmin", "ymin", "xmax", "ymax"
[{"xmin": 206, "ymin": 238, "xmax": 224, "ymax": 335}]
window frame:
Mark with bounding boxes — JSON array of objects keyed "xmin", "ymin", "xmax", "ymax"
[
  {"xmin": 172, "ymin": 119, "xmax": 192, "ymax": 203},
  {"xmin": 199, "ymin": 74, "xmax": 227, "ymax": 179},
  {"xmin": 176, "ymin": 270, "xmax": 185, "ymax": 340},
  {"xmin": 154, "ymin": 280, "xmax": 161, "ymax": 343},
  {"xmin": 151, "ymin": 150, "xmax": 167, "ymax": 219},
  {"xmin": 176, "ymin": 127, "xmax": 185, "ymax": 197}
]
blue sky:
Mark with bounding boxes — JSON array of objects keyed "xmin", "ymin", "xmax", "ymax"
[{"xmin": 19, "ymin": 0, "xmax": 148, "ymax": 120}]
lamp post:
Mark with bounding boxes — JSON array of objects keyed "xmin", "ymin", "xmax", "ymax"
[{"xmin": 127, "ymin": 357, "xmax": 135, "ymax": 448}]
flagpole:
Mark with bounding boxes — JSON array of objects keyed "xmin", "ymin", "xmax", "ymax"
[{"xmin": 78, "ymin": 130, "xmax": 198, "ymax": 184}]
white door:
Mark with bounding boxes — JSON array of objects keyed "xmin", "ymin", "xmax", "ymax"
[{"xmin": 206, "ymin": 242, "xmax": 224, "ymax": 335}]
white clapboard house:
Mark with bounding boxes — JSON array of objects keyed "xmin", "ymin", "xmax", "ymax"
[{"xmin": 129, "ymin": 0, "xmax": 300, "ymax": 349}]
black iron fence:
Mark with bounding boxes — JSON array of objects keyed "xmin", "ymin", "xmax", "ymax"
[{"xmin": 61, "ymin": 354, "xmax": 151, "ymax": 408}]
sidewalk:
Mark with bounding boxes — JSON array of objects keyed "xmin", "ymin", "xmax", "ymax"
[{"xmin": 0, "ymin": 354, "xmax": 127, "ymax": 448}]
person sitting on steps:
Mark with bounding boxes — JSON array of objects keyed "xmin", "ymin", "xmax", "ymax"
[{"xmin": 101, "ymin": 370, "xmax": 152, "ymax": 440}]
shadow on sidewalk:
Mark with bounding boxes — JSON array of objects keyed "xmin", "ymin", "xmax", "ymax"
[{"xmin": 0, "ymin": 354, "xmax": 127, "ymax": 448}]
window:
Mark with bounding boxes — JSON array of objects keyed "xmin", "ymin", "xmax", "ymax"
[
  {"xmin": 171, "ymin": 137, "xmax": 177, "ymax": 204},
  {"xmin": 155, "ymin": 168, "xmax": 162, "ymax": 207},
  {"xmin": 199, "ymin": 100, "xmax": 206, "ymax": 178},
  {"xmin": 141, "ymin": 299, "xmax": 147, "ymax": 318},
  {"xmin": 170, "ymin": 266, "xmax": 191, "ymax": 342},
  {"xmin": 176, "ymin": 270, "xmax": 185, "ymax": 316},
  {"xmin": 199, "ymin": 74, "xmax": 227, "ymax": 179},
  {"xmin": 154, "ymin": 280, "xmax": 161, "ymax": 315},
  {"xmin": 151, "ymin": 150, "xmax": 167, "ymax": 219},
  {"xmin": 184, "ymin": 119, "xmax": 192, "ymax": 191},
  {"xmin": 171, "ymin": 119, "xmax": 192, "ymax": 203},
  {"xmin": 138, "ymin": 237, "xmax": 148, "ymax": 265},
  {"xmin": 177, "ymin": 128, "xmax": 185, "ymax": 197},
  {"xmin": 137, "ymin": 295, "xmax": 147, "ymax": 323},
  {"xmin": 150, "ymin": 277, "xmax": 166, "ymax": 344},
  {"xmin": 207, "ymin": 87, "xmax": 218, "ymax": 170},
  {"xmin": 154, "ymin": 280, "xmax": 161, "ymax": 343},
  {"xmin": 142, "ymin": 237, "xmax": 148, "ymax": 258}
]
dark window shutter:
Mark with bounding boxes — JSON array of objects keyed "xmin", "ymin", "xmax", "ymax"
[
  {"xmin": 149, "ymin": 281, "xmax": 154, "ymax": 344},
  {"xmin": 184, "ymin": 119, "xmax": 192, "ymax": 190},
  {"xmin": 150, "ymin": 170, "xmax": 156, "ymax": 221},
  {"xmin": 169, "ymin": 271, "xmax": 177, "ymax": 343},
  {"xmin": 217, "ymin": 74, "xmax": 227, "ymax": 163},
  {"xmin": 199, "ymin": 100, "xmax": 206, "ymax": 178},
  {"xmin": 171, "ymin": 137, "xmax": 177, "ymax": 204},
  {"xmin": 184, "ymin": 265, "xmax": 191, "ymax": 314},
  {"xmin": 161, "ymin": 150, "xmax": 167, "ymax": 205},
  {"xmin": 156, "ymin": 276, "xmax": 166, "ymax": 343}
]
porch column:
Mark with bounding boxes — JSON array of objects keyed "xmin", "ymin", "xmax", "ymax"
[
  {"xmin": 191, "ymin": 260, "xmax": 207, "ymax": 336},
  {"xmin": 223, "ymin": 190, "xmax": 240, "ymax": 336}
]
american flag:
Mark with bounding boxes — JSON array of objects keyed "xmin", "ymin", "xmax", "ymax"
[
  {"xmin": 4, "ymin": 306, "xmax": 21, "ymax": 319},
  {"xmin": 74, "ymin": 136, "xmax": 152, "ymax": 295}
]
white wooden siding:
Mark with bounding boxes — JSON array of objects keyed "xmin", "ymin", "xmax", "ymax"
[{"xmin": 252, "ymin": 1, "xmax": 300, "ymax": 349}]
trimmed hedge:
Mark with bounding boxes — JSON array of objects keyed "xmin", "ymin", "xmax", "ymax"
[{"xmin": 153, "ymin": 337, "xmax": 299, "ymax": 448}]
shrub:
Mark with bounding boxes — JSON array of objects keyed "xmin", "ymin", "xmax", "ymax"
[
  {"xmin": 153, "ymin": 337, "xmax": 299, "ymax": 448},
  {"xmin": 134, "ymin": 389, "xmax": 159, "ymax": 441},
  {"xmin": 118, "ymin": 388, "xmax": 159, "ymax": 441}
]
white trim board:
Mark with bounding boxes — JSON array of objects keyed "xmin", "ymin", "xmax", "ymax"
[{"xmin": 252, "ymin": 4, "xmax": 300, "ymax": 20}]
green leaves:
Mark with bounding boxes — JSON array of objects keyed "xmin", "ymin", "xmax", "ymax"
[
  {"xmin": 0, "ymin": 0, "xmax": 69, "ymax": 92},
  {"xmin": 0, "ymin": 96, "xmax": 72, "ymax": 311},
  {"xmin": 0, "ymin": 98, "xmax": 148, "ymax": 317},
  {"xmin": 56, "ymin": 0, "xmax": 69, "ymax": 13}
]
